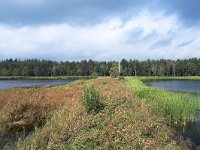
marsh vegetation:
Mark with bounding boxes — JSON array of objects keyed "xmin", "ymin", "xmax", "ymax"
[
  {"xmin": 126, "ymin": 76, "xmax": 200, "ymax": 147},
  {"xmin": 0, "ymin": 77, "xmax": 191, "ymax": 149}
]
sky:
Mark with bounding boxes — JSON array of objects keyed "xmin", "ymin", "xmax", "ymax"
[{"xmin": 0, "ymin": 0, "xmax": 200, "ymax": 61}]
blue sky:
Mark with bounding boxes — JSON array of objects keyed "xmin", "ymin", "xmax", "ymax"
[{"xmin": 0, "ymin": 0, "xmax": 200, "ymax": 60}]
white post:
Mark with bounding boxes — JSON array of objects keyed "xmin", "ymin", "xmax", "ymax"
[{"xmin": 118, "ymin": 61, "xmax": 121, "ymax": 77}]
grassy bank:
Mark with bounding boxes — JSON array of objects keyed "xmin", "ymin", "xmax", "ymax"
[
  {"xmin": 0, "ymin": 77, "xmax": 188, "ymax": 149},
  {"xmin": 139, "ymin": 76, "xmax": 200, "ymax": 81},
  {"xmin": 0, "ymin": 76, "xmax": 95, "ymax": 80},
  {"xmin": 126, "ymin": 77, "xmax": 200, "ymax": 126}
]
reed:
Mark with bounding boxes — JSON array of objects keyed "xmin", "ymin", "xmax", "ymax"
[{"xmin": 126, "ymin": 77, "xmax": 200, "ymax": 125}]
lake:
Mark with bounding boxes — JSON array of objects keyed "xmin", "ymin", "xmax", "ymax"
[
  {"xmin": 0, "ymin": 80, "xmax": 73, "ymax": 89},
  {"xmin": 146, "ymin": 79, "xmax": 200, "ymax": 147},
  {"xmin": 146, "ymin": 80, "xmax": 200, "ymax": 94}
]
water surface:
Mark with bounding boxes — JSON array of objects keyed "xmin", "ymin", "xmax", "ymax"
[
  {"xmin": 0, "ymin": 80, "xmax": 73, "ymax": 89},
  {"xmin": 146, "ymin": 80, "xmax": 200, "ymax": 94},
  {"xmin": 146, "ymin": 79, "xmax": 200, "ymax": 147}
]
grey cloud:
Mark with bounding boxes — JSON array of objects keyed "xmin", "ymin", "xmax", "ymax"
[
  {"xmin": 126, "ymin": 28, "xmax": 144, "ymax": 43},
  {"xmin": 0, "ymin": 0, "xmax": 200, "ymax": 27},
  {"xmin": 0, "ymin": 0, "xmax": 148, "ymax": 25},
  {"xmin": 142, "ymin": 31, "xmax": 158, "ymax": 41},
  {"xmin": 156, "ymin": 0, "xmax": 200, "ymax": 25},
  {"xmin": 149, "ymin": 38, "xmax": 172, "ymax": 49},
  {"xmin": 176, "ymin": 40, "xmax": 194, "ymax": 48}
]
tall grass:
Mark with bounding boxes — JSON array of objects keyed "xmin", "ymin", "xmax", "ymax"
[
  {"xmin": 139, "ymin": 76, "xmax": 200, "ymax": 81},
  {"xmin": 126, "ymin": 77, "xmax": 200, "ymax": 125}
]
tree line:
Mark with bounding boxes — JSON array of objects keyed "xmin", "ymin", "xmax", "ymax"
[{"xmin": 0, "ymin": 58, "xmax": 200, "ymax": 76}]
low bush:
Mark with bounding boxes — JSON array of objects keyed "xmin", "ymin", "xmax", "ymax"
[{"xmin": 81, "ymin": 84, "xmax": 104, "ymax": 114}]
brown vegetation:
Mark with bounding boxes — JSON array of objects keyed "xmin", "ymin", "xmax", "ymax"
[
  {"xmin": 0, "ymin": 82, "xmax": 82, "ymax": 133},
  {"xmin": 0, "ymin": 78, "xmax": 189, "ymax": 149}
]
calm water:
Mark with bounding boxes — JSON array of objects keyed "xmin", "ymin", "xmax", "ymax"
[
  {"xmin": 0, "ymin": 80, "xmax": 73, "ymax": 89},
  {"xmin": 146, "ymin": 80, "xmax": 200, "ymax": 94},
  {"xmin": 146, "ymin": 80, "xmax": 200, "ymax": 147}
]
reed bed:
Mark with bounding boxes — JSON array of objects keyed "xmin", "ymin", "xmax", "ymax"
[{"xmin": 126, "ymin": 77, "xmax": 200, "ymax": 126}]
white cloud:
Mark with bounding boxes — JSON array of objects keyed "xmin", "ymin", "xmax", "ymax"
[{"xmin": 0, "ymin": 10, "xmax": 199, "ymax": 61}]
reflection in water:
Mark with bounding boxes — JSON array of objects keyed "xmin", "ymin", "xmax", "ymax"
[
  {"xmin": 146, "ymin": 80, "xmax": 200, "ymax": 94},
  {"xmin": 175, "ymin": 115, "xmax": 200, "ymax": 147},
  {"xmin": 146, "ymin": 80, "xmax": 200, "ymax": 147},
  {"xmin": 0, "ymin": 133, "xmax": 18, "ymax": 149}
]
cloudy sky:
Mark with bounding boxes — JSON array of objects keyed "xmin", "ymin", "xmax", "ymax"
[{"xmin": 0, "ymin": 0, "xmax": 200, "ymax": 61}]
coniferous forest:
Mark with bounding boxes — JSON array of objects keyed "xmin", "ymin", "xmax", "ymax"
[{"xmin": 0, "ymin": 58, "xmax": 200, "ymax": 76}]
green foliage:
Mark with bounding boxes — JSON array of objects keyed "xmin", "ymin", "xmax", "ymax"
[
  {"xmin": 109, "ymin": 62, "xmax": 119, "ymax": 78},
  {"xmin": 22, "ymin": 66, "xmax": 30, "ymax": 76},
  {"xmin": 91, "ymin": 72, "xmax": 98, "ymax": 77},
  {"xmin": 126, "ymin": 77, "xmax": 200, "ymax": 125},
  {"xmin": 0, "ymin": 68, "xmax": 9, "ymax": 76},
  {"xmin": 81, "ymin": 84, "xmax": 104, "ymax": 114},
  {"xmin": 0, "ymin": 58, "xmax": 200, "ymax": 76},
  {"xmin": 118, "ymin": 76, "xmax": 125, "ymax": 80},
  {"xmin": 109, "ymin": 67, "xmax": 118, "ymax": 77}
]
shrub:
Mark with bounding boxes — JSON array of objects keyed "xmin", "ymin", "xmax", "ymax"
[
  {"xmin": 81, "ymin": 84, "xmax": 104, "ymax": 114},
  {"xmin": 91, "ymin": 72, "xmax": 98, "ymax": 78},
  {"xmin": 118, "ymin": 76, "xmax": 125, "ymax": 80},
  {"xmin": 109, "ymin": 66, "xmax": 119, "ymax": 78}
]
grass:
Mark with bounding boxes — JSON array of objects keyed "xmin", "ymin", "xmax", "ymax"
[
  {"xmin": 0, "ymin": 77, "xmax": 190, "ymax": 149},
  {"xmin": 126, "ymin": 77, "xmax": 200, "ymax": 126},
  {"xmin": 138, "ymin": 76, "xmax": 200, "ymax": 82}
]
